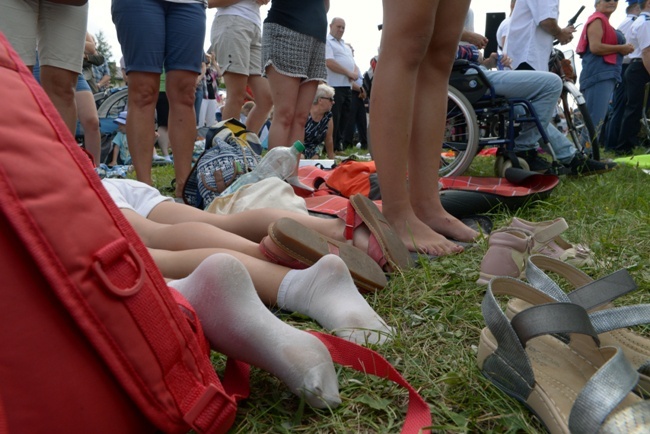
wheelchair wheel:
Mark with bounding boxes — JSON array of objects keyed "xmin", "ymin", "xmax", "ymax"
[
  {"xmin": 441, "ymin": 86, "xmax": 479, "ymax": 177},
  {"xmin": 97, "ymin": 88, "xmax": 128, "ymax": 119},
  {"xmin": 494, "ymin": 155, "xmax": 530, "ymax": 178},
  {"xmin": 560, "ymin": 82, "xmax": 600, "ymax": 161}
]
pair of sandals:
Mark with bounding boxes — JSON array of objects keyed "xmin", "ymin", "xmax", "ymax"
[
  {"xmin": 259, "ymin": 194, "xmax": 413, "ymax": 293},
  {"xmin": 479, "ymin": 254, "xmax": 650, "ymax": 433}
]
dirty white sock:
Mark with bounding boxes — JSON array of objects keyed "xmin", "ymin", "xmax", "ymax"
[
  {"xmin": 168, "ymin": 253, "xmax": 341, "ymax": 409},
  {"xmin": 277, "ymin": 255, "xmax": 394, "ymax": 345}
]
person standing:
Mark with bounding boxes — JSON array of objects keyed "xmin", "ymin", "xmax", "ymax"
[
  {"xmin": 576, "ymin": 0, "xmax": 634, "ymax": 147},
  {"xmin": 325, "ymin": 17, "xmax": 358, "ymax": 152},
  {"xmin": 112, "ymin": 0, "xmax": 206, "ymax": 199},
  {"xmin": 342, "ymin": 44, "xmax": 368, "ymax": 150},
  {"xmin": 210, "ymin": 0, "xmax": 273, "ymax": 135},
  {"xmin": 604, "ymin": 0, "xmax": 642, "ymax": 150},
  {"xmin": 613, "ymin": 0, "xmax": 650, "ymax": 155},
  {"xmin": 505, "ymin": 0, "xmax": 575, "ymax": 71},
  {"xmin": 368, "ymin": 0, "xmax": 478, "ymax": 256},
  {"xmin": 0, "ymin": 0, "xmax": 88, "ymax": 136}
]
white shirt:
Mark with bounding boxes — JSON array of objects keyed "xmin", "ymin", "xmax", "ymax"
[
  {"xmin": 628, "ymin": 12, "xmax": 650, "ymax": 60},
  {"xmin": 505, "ymin": 0, "xmax": 559, "ymax": 71},
  {"xmin": 325, "ymin": 34, "xmax": 355, "ymax": 88},
  {"xmin": 619, "ymin": 14, "xmax": 639, "ymax": 63},
  {"xmin": 496, "ymin": 16, "xmax": 511, "ymax": 54},
  {"xmin": 215, "ymin": 0, "xmax": 260, "ymax": 27}
]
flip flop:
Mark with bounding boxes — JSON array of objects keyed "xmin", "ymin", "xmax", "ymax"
[
  {"xmin": 260, "ymin": 217, "xmax": 387, "ymax": 293},
  {"xmin": 479, "ymin": 277, "xmax": 650, "ymax": 434},
  {"xmin": 346, "ymin": 194, "xmax": 413, "ymax": 272},
  {"xmin": 506, "ymin": 254, "xmax": 650, "ymax": 395}
]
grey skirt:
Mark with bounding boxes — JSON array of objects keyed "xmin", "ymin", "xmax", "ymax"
[{"xmin": 262, "ymin": 22, "xmax": 326, "ymax": 82}]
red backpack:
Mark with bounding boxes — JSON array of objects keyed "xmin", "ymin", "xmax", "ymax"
[{"xmin": 0, "ymin": 32, "xmax": 246, "ymax": 434}]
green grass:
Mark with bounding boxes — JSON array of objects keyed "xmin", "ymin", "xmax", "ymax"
[{"xmin": 151, "ymin": 152, "xmax": 650, "ymax": 434}]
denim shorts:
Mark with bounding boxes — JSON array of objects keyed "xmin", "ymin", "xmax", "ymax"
[{"xmin": 112, "ymin": 0, "xmax": 206, "ymax": 74}]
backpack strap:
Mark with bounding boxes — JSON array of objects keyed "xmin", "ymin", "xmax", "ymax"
[{"xmin": 310, "ymin": 332, "xmax": 432, "ymax": 434}]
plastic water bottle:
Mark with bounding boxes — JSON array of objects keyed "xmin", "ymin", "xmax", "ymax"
[{"xmin": 220, "ymin": 141, "xmax": 305, "ymax": 196}]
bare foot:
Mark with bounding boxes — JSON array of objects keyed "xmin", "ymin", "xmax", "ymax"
[
  {"xmin": 415, "ymin": 206, "xmax": 479, "ymax": 243},
  {"xmin": 383, "ymin": 207, "xmax": 463, "ymax": 256}
]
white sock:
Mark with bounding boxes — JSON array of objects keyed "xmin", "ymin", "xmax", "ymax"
[
  {"xmin": 277, "ymin": 255, "xmax": 393, "ymax": 345},
  {"xmin": 168, "ymin": 253, "xmax": 341, "ymax": 409}
]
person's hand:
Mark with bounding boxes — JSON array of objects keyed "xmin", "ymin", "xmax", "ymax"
[
  {"xmin": 359, "ymin": 88, "xmax": 367, "ymax": 100},
  {"xmin": 619, "ymin": 43, "xmax": 635, "ymax": 56},
  {"xmin": 256, "ymin": 0, "xmax": 269, "ymax": 4},
  {"xmin": 464, "ymin": 31, "xmax": 488, "ymax": 50},
  {"xmin": 500, "ymin": 54, "xmax": 512, "ymax": 68},
  {"xmin": 347, "ymin": 70, "xmax": 358, "ymax": 81},
  {"xmin": 557, "ymin": 26, "xmax": 575, "ymax": 45}
]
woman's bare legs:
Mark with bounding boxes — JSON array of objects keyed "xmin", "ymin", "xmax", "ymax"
[
  {"xmin": 408, "ymin": 1, "xmax": 478, "ymax": 245},
  {"xmin": 166, "ymin": 70, "xmax": 199, "ymax": 197},
  {"xmin": 265, "ymin": 67, "xmax": 318, "ymax": 148},
  {"xmin": 75, "ymin": 89, "xmax": 101, "ymax": 166},
  {"xmin": 126, "ymin": 71, "xmax": 159, "ymax": 186},
  {"xmin": 40, "ymin": 65, "xmax": 79, "ymax": 135},
  {"xmin": 121, "ymin": 209, "xmax": 264, "ymax": 259},
  {"xmin": 369, "ymin": 0, "xmax": 474, "ymax": 255},
  {"xmin": 147, "ymin": 202, "xmax": 375, "ymax": 252},
  {"xmin": 266, "ymin": 66, "xmax": 300, "ymax": 149}
]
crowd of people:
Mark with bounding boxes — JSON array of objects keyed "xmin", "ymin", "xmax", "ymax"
[{"xmin": 1, "ymin": 0, "xmax": 648, "ymax": 420}]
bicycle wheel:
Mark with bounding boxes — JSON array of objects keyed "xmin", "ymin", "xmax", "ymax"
[
  {"xmin": 97, "ymin": 88, "xmax": 128, "ymax": 119},
  {"xmin": 560, "ymin": 82, "xmax": 600, "ymax": 161},
  {"xmin": 441, "ymin": 86, "xmax": 479, "ymax": 177}
]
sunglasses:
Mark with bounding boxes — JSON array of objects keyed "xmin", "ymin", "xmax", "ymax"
[
  {"xmin": 320, "ymin": 97, "xmax": 335, "ymax": 102},
  {"xmin": 602, "ymin": 0, "xmax": 618, "ymax": 3}
]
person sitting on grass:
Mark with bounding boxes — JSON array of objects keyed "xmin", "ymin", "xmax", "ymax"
[
  {"xmin": 109, "ymin": 111, "xmax": 171, "ymax": 167},
  {"xmin": 304, "ymin": 83, "xmax": 336, "ymax": 159},
  {"xmin": 100, "ymin": 178, "xmax": 394, "ymax": 346}
]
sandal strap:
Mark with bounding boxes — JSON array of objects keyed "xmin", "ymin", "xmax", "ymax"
[
  {"xmin": 481, "ymin": 278, "xmax": 597, "ymax": 399},
  {"xmin": 510, "ymin": 303, "xmax": 599, "ymax": 347},
  {"xmin": 589, "ymin": 304, "xmax": 650, "ymax": 334},
  {"xmin": 341, "ymin": 199, "xmax": 388, "ymax": 269},
  {"xmin": 527, "ymin": 217, "xmax": 568, "ymax": 244},
  {"xmin": 568, "ymin": 270, "xmax": 637, "ymax": 310},
  {"xmin": 526, "ymin": 255, "xmax": 638, "ymax": 311},
  {"xmin": 569, "ymin": 347, "xmax": 639, "ymax": 433}
]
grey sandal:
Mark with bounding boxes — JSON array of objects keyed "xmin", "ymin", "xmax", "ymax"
[
  {"xmin": 507, "ymin": 254, "xmax": 650, "ymax": 394},
  {"xmin": 479, "ymin": 277, "xmax": 650, "ymax": 433}
]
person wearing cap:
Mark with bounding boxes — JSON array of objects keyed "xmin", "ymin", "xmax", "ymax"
[
  {"xmin": 108, "ymin": 111, "xmax": 132, "ymax": 167},
  {"xmin": 576, "ymin": 0, "xmax": 634, "ymax": 147},
  {"xmin": 604, "ymin": 0, "xmax": 642, "ymax": 149},
  {"xmin": 613, "ymin": 0, "xmax": 650, "ymax": 155}
]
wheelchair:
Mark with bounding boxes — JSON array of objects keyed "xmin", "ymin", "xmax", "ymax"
[{"xmin": 441, "ymin": 60, "xmax": 563, "ymax": 178}]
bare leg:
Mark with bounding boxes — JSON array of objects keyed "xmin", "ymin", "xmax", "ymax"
[
  {"xmin": 147, "ymin": 202, "xmax": 374, "ymax": 252},
  {"xmin": 167, "ymin": 253, "xmax": 341, "ymax": 409},
  {"xmin": 126, "ymin": 72, "xmax": 159, "ymax": 186},
  {"xmin": 75, "ymin": 89, "xmax": 101, "ymax": 166},
  {"xmin": 40, "ymin": 65, "xmax": 78, "ymax": 135},
  {"xmin": 166, "ymin": 70, "xmax": 198, "ymax": 197},
  {"xmin": 266, "ymin": 66, "xmax": 301, "ymax": 149},
  {"xmin": 408, "ymin": 1, "xmax": 478, "ymax": 244},
  {"xmin": 121, "ymin": 209, "xmax": 264, "ymax": 259},
  {"xmin": 245, "ymin": 75, "xmax": 273, "ymax": 135},
  {"xmin": 369, "ymin": 0, "xmax": 471, "ymax": 255}
]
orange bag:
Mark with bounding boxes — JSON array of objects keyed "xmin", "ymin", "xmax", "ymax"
[{"xmin": 315, "ymin": 159, "xmax": 381, "ymax": 199}]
